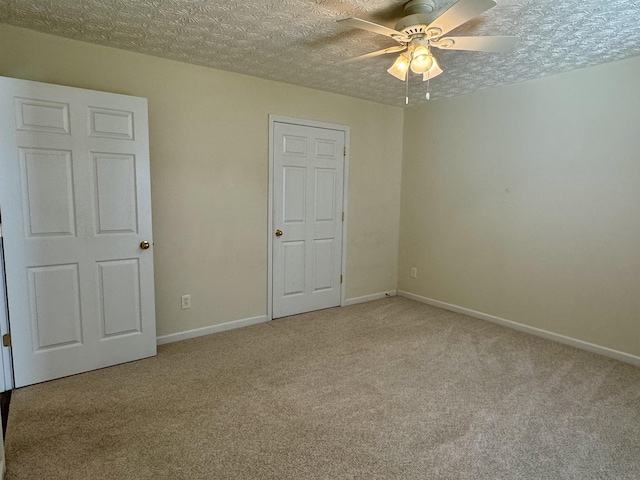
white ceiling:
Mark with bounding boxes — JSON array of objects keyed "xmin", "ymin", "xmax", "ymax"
[{"xmin": 1, "ymin": 0, "xmax": 640, "ymax": 107}]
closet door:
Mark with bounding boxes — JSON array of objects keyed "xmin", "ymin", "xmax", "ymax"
[{"xmin": 272, "ymin": 121, "xmax": 345, "ymax": 318}]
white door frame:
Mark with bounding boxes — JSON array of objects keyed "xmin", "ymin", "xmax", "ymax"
[
  {"xmin": 267, "ymin": 115, "xmax": 350, "ymax": 320},
  {"xmin": 0, "ymin": 231, "xmax": 13, "ymax": 393}
]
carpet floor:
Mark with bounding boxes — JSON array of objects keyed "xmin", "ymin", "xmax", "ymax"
[{"xmin": 5, "ymin": 297, "xmax": 640, "ymax": 479}]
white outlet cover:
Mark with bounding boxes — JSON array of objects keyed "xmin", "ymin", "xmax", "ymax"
[{"xmin": 181, "ymin": 295, "xmax": 191, "ymax": 309}]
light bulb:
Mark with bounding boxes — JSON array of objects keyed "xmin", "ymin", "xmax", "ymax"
[
  {"xmin": 387, "ymin": 54, "xmax": 410, "ymax": 81},
  {"xmin": 410, "ymin": 45, "xmax": 434, "ymax": 74}
]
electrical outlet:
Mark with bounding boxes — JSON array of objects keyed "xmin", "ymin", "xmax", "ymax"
[
  {"xmin": 410, "ymin": 267, "xmax": 418, "ymax": 278},
  {"xmin": 181, "ymin": 294, "xmax": 191, "ymax": 310}
]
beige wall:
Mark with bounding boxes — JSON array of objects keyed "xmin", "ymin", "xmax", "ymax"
[
  {"xmin": 4, "ymin": 22, "xmax": 637, "ymax": 357},
  {"xmin": 399, "ymin": 56, "xmax": 640, "ymax": 356},
  {"xmin": 0, "ymin": 24, "xmax": 403, "ymax": 336}
]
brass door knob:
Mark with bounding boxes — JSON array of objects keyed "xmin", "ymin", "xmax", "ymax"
[
  {"xmin": 275, "ymin": 229, "xmax": 283, "ymax": 237},
  {"xmin": 140, "ymin": 240, "xmax": 151, "ymax": 249}
]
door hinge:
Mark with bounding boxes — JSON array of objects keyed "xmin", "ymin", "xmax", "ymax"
[
  {"xmin": 342, "ymin": 212, "xmax": 345, "ymax": 221},
  {"xmin": 2, "ymin": 333, "xmax": 11, "ymax": 347},
  {"xmin": 343, "ymin": 147, "xmax": 346, "ymax": 157},
  {"xmin": 340, "ymin": 275, "xmax": 343, "ymax": 284}
]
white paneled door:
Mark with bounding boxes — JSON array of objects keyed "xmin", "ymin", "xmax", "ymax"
[
  {"xmin": 0, "ymin": 77, "xmax": 156, "ymax": 387},
  {"xmin": 272, "ymin": 121, "xmax": 345, "ymax": 318}
]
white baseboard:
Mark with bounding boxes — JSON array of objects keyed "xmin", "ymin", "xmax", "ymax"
[
  {"xmin": 343, "ymin": 290, "xmax": 397, "ymax": 306},
  {"xmin": 156, "ymin": 315, "xmax": 269, "ymax": 346},
  {"xmin": 398, "ymin": 290, "xmax": 640, "ymax": 367}
]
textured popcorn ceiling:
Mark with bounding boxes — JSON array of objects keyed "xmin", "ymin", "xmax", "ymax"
[{"xmin": 1, "ymin": 0, "xmax": 640, "ymax": 106}]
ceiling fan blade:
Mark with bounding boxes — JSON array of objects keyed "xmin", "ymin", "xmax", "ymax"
[
  {"xmin": 423, "ymin": 64, "xmax": 444, "ymax": 81},
  {"xmin": 337, "ymin": 18, "xmax": 408, "ymax": 42},
  {"xmin": 432, "ymin": 36, "xmax": 518, "ymax": 52},
  {"xmin": 339, "ymin": 45, "xmax": 407, "ymax": 64},
  {"xmin": 426, "ymin": 0, "xmax": 497, "ymax": 37}
]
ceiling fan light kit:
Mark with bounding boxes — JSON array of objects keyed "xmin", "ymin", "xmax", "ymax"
[{"xmin": 338, "ymin": 0, "xmax": 518, "ymax": 102}]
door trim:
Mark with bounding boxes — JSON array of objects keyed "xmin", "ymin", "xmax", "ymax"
[
  {"xmin": 267, "ymin": 115, "xmax": 350, "ymax": 321},
  {"xmin": 0, "ymin": 233, "xmax": 13, "ymax": 393}
]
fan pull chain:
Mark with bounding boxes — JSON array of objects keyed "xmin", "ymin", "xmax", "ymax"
[
  {"xmin": 405, "ymin": 69, "xmax": 409, "ymax": 105},
  {"xmin": 426, "ymin": 74, "xmax": 431, "ymax": 101}
]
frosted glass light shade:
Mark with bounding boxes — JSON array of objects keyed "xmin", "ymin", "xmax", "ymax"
[
  {"xmin": 422, "ymin": 56, "xmax": 442, "ymax": 80},
  {"xmin": 410, "ymin": 45, "xmax": 434, "ymax": 74},
  {"xmin": 387, "ymin": 54, "xmax": 410, "ymax": 81}
]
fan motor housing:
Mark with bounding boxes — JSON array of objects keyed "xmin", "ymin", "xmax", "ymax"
[
  {"xmin": 403, "ymin": 0, "xmax": 436, "ymax": 15},
  {"xmin": 396, "ymin": 0, "xmax": 439, "ymax": 34}
]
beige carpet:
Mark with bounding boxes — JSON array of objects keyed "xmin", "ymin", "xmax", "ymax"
[{"xmin": 5, "ymin": 297, "xmax": 640, "ymax": 479}]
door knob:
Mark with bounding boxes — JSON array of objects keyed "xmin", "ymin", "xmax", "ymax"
[
  {"xmin": 275, "ymin": 230, "xmax": 283, "ymax": 237},
  {"xmin": 140, "ymin": 240, "xmax": 151, "ymax": 249}
]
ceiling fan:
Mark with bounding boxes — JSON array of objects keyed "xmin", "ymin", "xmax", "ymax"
[{"xmin": 338, "ymin": 0, "xmax": 517, "ymax": 83}]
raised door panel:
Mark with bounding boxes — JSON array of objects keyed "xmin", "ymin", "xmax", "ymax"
[
  {"xmin": 313, "ymin": 239, "xmax": 334, "ymax": 292},
  {"xmin": 315, "ymin": 138, "xmax": 338, "ymax": 159},
  {"xmin": 283, "ymin": 135, "xmax": 307, "ymax": 156},
  {"xmin": 314, "ymin": 168, "xmax": 336, "ymax": 223},
  {"xmin": 28, "ymin": 264, "xmax": 83, "ymax": 351},
  {"xmin": 88, "ymin": 107, "xmax": 134, "ymax": 140},
  {"xmin": 98, "ymin": 259, "xmax": 142, "ymax": 338},
  {"xmin": 93, "ymin": 153, "xmax": 138, "ymax": 234},
  {"xmin": 283, "ymin": 167, "xmax": 306, "ymax": 224},
  {"xmin": 282, "ymin": 241, "xmax": 305, "ymax": 296},
  {"xmin": 15, "ymin": 98, "xmax": 70, "ymax": 135},
  {"xmin": 19, "ymin": 148, "xmax": 76, "ymax": 237}
]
